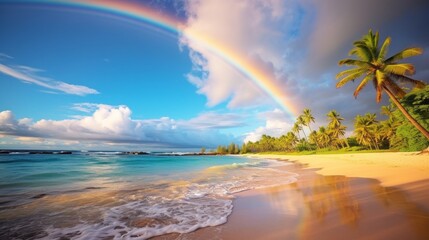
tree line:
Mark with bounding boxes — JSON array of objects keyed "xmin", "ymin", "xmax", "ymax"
[{"xmin": 211, "ymin": 85, "xmax": 427, "ymax": 154}]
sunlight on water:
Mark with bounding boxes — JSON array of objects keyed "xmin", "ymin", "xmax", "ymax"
[{"xmin": 0, "ymin": 153, "xmax": 297, "ymax": 239}]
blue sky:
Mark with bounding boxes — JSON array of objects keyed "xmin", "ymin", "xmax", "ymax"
[{"xmin": 1, "ymin": 0, "xmax": 428, "ymax": 150}]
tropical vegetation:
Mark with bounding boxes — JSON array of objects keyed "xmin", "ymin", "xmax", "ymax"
[{"xmin": 336, "ymin": 29, "xmax": 428, "ymax": 139}]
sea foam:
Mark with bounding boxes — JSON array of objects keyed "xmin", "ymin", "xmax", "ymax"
[{"xmin": 0, "ymin": 155, "xmax": 296, "ymax": 239}]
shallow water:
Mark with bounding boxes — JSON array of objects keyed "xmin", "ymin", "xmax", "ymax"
[{"xmin": 0, "ymin": 153, "xmax": 297, "ymax": 239}]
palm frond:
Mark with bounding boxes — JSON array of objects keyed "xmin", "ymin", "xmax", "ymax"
[
  {"xmin": 336, "ymin": 69, "xmax": 366, "ymax": 88},
  {"xmin": 389, "ymin": 73, "xmax": 427, "ymax": 88},
  {"xmin": 374, "ymin": 31, "xmax": 379, "ymax": 51},
  {"xmin": 383, "ymin": 63, "xmax": 415, "ymax": 76},
  {"xmin": 375, "ymin": 70, "xmax": 387, "ymax": 86},
  {"xmin": 338, "ymin": 59, "xmax": 373, "ymax": 67},
  {"xmin": 377, "ymin": 37, "xmax": 391, "ymax": 60},
  {"xmin": 385, "ymin": 47, "xmax": 423, "ymax": 63},
  {"xmin": 383, "ymin": 78, "xmax": 406, "ymax": 98},
  {"xmin": 353, "ymin": 74, "xmax": 373, "ymax": 98},
  {"xmin": 349, "ymin": 43, "xmax": 374, "ymax": 61},
  {"xmin": 336, "ymin": 67, "xmax": 365, "ymax": 79}
]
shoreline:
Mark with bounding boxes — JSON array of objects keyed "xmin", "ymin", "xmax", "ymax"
[
  {"xmin": 155, "ymin": 152, "xmax": 429, "ymax": 239},
  {"xmin": 248, "ymin": 152, "xmax": 429, "ymax": 187}
]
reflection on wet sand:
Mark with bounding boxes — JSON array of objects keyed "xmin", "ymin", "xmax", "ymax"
[
  {"xmin": 267, "ymin": 167, "xmax": 429, "ymax": 240},
  {"xmin": 173, "ymin": 163, "xmax": 429, "ymax": 240}
]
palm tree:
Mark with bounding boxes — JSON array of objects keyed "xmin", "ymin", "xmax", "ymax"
[
  {"xmin": 297, "ymin": 116, "xmax": 308, "ymax": 140},
  {"xmin": 302, "ymin": 108, "xmax": 315, "ymax": 132},
  {"xmin": 327, "ymin": 110, "xmax": 343, "ymax": 128},
  {"xmin": 318, "ymin": 126, "xmax": 331, "ymax": 148},
  {"xmin": 354, "ymin": 113, "xmax": 378, "ymax": 149},
  {"xmin": 380, "ymin": 118, "xmax": 400, "ymax": 147},
  {"xmin": 336, "ymin": 30, "xmax": 428, "ymax": 139},
  {"xmin": 309, "ymin": 130, "xmax": 321, "ymax": 149},
  {"xmin": 285, "ymin": 132, "xmax": 298, "ymax": 150},
  {"xmin": 292, "ymin": 122, "xmax": 302, "ymax": 140},
  {"xmin": 327, "ymin": 110, "xmax": 348, "ymax": 148}
]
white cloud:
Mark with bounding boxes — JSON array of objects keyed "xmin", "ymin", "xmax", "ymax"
[
  {"xmin": 0, "ymin": 63, "xmax": 99, "ymax": 96},
  {"xmin": 0, "ymin": 53, "xmax": 13, "ymax": 59},
  {"xmin": 181, "ymin": 0, "xmax": 294, "ymax": 109},
  {"xmin": 244, "ymin": 108, "xmax": 292, "ymax": 143},
  {"xmin": 0, "ymin": 105, "xmax": 244, "ymax": 149}
]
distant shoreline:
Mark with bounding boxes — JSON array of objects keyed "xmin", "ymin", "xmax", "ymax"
[{"xmin": 0, "ymin": 149, "xmax": 222, "ymax": 156}]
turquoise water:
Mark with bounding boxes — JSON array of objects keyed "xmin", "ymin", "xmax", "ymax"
[{"xmin": 0, "ymin": 153, "xmax": 297, "ymax": 239}]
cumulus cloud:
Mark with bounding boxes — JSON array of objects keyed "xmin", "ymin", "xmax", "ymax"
[
  {"xmin": 244, "ymin": 109, "xmax": 292, "ymax": 143},
  {"xmin": 181, "ymin": 0, "xmax": 296, "ymax": 108},
  {"xmin": 0, "ymin": 63, "xmax": 99, "ymax": 96},
  {"xmin": 0, "ymin": 105, "xmax": 244, "ymax": 149}
]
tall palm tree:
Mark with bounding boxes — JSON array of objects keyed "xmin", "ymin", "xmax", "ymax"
[
  {"xmin": 302, "ymin": 108, "xmax": 315, "ymax": 132},
  {"xmin": 327, "ymin": 110, "xmax": 343, "ymax": 128},
  {"xmin": 336, "ymin": 30, "xmax": 428, "ymax": 139},
  {"xmin": 297, "ymin": 116, "xmax": 308, "ymax": 140},
  {"xmin": 327, "ymin": 110, "xmax": 348, "ymax": 148},
  {"xmin": 292, "ymin": 122, "xmax": 302, "ymax": 140}
]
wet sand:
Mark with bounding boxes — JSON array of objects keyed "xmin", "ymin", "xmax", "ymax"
[{"xmin": 154, "ymin": 153, "xmax": 429, "ymax": 239}]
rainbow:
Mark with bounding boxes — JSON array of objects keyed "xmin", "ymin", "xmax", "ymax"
[{"xmin": 29, "ymin": 0, "xmax": 297, "ymax": 117}]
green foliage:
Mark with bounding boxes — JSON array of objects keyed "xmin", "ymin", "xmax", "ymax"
[
  {"xmin": 240, "ymin": 143, "xmax": 248, "ymax": 154},
  {"xmin": 227, "ymin": 87, "xmax": 428, "ymax": 154},
  {"xmin": 394, "ymin": 125, "xmax": 428, "ymax": 151},
  {"xmin": 346, "ymin": 137, "xmax": 359, "ymax": 147},
  {"xmin": 390, "ymin": 86, "xmax": 429, "ymax": 151},
  {"xmin": 215, "ymin": 143, "xmax": 240, "ymax": 155}
]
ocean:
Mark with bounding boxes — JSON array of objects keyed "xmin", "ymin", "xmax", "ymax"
[{"xmin": 0, "ymin": 152, "xmax": 297, "ymax": 239}]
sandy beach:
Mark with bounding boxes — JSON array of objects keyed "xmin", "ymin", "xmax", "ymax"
[
  {"xmin": 155, "ymin": 152, "xmax": 429, "ymax": 239},
  {"xmin": 256, "ymin": 152, "xmax": 429, "ymax": 187}
]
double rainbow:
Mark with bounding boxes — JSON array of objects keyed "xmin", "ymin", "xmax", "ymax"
[{"xmin": 28, "ymin": 0, "xmax": 297, "ymax": 117}]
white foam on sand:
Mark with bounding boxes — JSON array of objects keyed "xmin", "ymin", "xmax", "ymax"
[{"xmin": 42, "ymin": 159, "xmax": 296, "ymax": 239}]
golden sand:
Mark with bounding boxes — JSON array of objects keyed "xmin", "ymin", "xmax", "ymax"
[
  {"xmin": 250, "ymin": 152, "xmax": 429, "ymax": 187},
  {"xmin": 154, "ymin": 156, "xmax": 429, "ymax": 240}
]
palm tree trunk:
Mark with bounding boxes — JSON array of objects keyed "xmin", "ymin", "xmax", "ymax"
[
  {"xmin": 383, "ymin": 86, "xmax": 429, "ymax": 140},
  {"xmin": 302, "ymin": 130, "xmax": 307, "ymax": 140},
  {"xmin": 309, "ymin": 126, "xmax": 321, "ymax": 149}
]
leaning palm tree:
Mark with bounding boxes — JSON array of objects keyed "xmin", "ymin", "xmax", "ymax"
[
  {"xmin": 292, "ymin": 122, "xmax": 302, "ymax": 140},
  {"xmin": 297, "ymin": 116, "xmax": 308, "ymax": 140},
  {"xmin": 336, "ymin": 30, "xmax": 428, "ymax": 139},
  {"xmin": 302, "ymin": 109, "xmax": 318, "ymax": 150}
]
